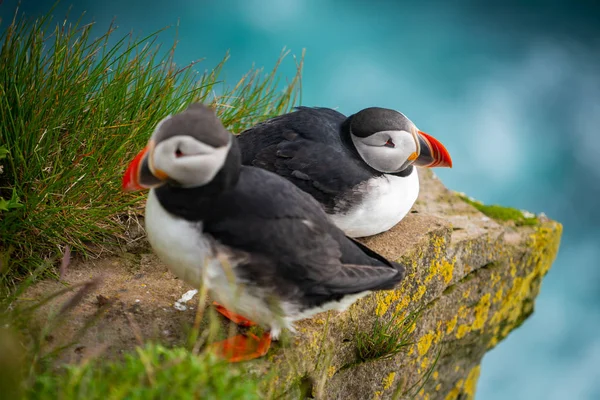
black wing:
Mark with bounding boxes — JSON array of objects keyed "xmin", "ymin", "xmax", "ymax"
[
  {"xmin": 236, "ymin": 107, "xmax": 376, "ymax": 213},
  {"xmin": 203, "ymin": 167, "xmax": 404, "ymax": 301},
  {"xmin": 237, "ymin": 107, "xmax": 348, "ymax": 159}
]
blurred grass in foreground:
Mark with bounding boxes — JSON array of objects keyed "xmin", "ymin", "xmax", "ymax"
[
  {"xmin": 0, "ymin": 251, "xmax": 270, "ymax": 399},
  {"xmin": 29, "ymin": 344, "xmax": 263, "ymax": 400},
  {"xmin": 0, "ymin": 2, "xmax": 303, "ymax": 289}
]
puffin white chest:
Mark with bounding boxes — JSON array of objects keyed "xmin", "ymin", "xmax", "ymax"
[
  {"xmin": 330, "ymin": 168, "xmax": 419, "ymax": 238},
  {"xmin": 144, "ymin": 191, "xmax": 284, "ymax": 331},
  {"xmin": 144, "ymin": 190, "xmax": 212, "ymax": 288}
]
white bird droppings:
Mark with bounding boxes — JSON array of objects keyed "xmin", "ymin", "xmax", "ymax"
[{"xmin": 174, "ymin": 289, "xmax": 198, "ymax": 311}]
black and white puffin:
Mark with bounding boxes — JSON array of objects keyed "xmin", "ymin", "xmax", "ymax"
[
  {"xmin": 237, "ymin": 107, "xmax": 452, "ymax": 238},
  {"xmin": 122, "ymin": 103, "xmax": 406, "ymax": 362}
]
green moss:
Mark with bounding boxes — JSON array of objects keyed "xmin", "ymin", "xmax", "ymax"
[{"xmin": 457, "ymin": 194, "xmax": 539, "ymax": 226}]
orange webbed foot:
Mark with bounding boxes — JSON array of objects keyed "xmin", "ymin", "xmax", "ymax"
[
  {"xmin": 209, "ymin": 332, "xmax": 272, "ymax": 362},
  {"xmin": 212, "ymin": 301, "xmax": 256, "ymax": 327}
]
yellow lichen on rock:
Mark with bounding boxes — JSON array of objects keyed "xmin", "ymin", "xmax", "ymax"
[
  {"xmin": 412, "ymin": 285, "xmax": 427, "ymax": 302},
  {"xmin": 445, "ymin": 387, "xmax": 460, "ymax": 400},
  {"xmin": 472, "ymin": 293, "xmax": 491, "ymax": 331},
  {"xmin": 456, "ymin": 324, "xmax": 470, "ymax": 339},
  {"xmin": 442, "ymin": 365, "xmax": 482, "ymax": 400},
  {"xmin": 491, "ymin": 272, "xmax": 501, "ymax": 287},
  {"xmin": 438, "ymin": 258, "xmax": 455, "ymax": 285},
  {"xmin": 375, "ymin": 290, "xmax": 403, "ymax": 317},
  {"xmin": 375, "ymin": 261, "xmax": 418, "ymax": 317},
  {"xmin": 530, "ymin": 222, "xmax": 563, "ymax": 277},
  {"xmin": 463, "ymin": 365, "xmax": 481, "ymax": 398},
  {"xmin": 442, "ymin": 366, "xmax": 479, "ymax": 400},
  {"xmin": 417, "ymin": 331, "xmax": 435, "ymax": 356},
  {"xmin": 509, "ymin": 257, "xmax": 517, "ymax": 277},
  {"xmin": 492, "ymin": 288, "xmax": 504, "ymax": 304},
  {"xmin": 486, "ymin": 221, "xmax": 562, "ymax": 346},
  {"xmin": 382, "ymin": 372, "xmax": 396, "ymax": 390},
  {"xmin": 327, "ymin": 366, "xmax": 337, "ymax": 378},
  {"xmin": 424, "ymin": 235, "xmax": 456, "ymax": 285},
  {"xmin": 444, "ymin": 378, "xmax": 464, "ymax": 400}
]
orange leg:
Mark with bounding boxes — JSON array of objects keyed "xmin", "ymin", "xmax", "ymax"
[
  {"xmin": 209, "ymin": 332, "xmax": 272, "ymax": 363},
  {"xmin": 212, "ymin": 301, "xmax": 256, "ymax": 327}
]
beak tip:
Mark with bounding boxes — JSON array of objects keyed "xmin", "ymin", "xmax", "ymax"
[
  {"xmin": 121, "ymin": 145, "xmax": 150, "ymax": 192},
  {"xmin": 121, "ymin": 172, "xmax": 140, "ymax": 192},
  {"xmin": 442, "ymin": 149, "xmax": 453, "ymax": 168},
  {"xmin": 121, "ymin": 181, "xmax": 137, "ymax": 192},
  {"xmin": 417, "ymin": 130, "xmax": 453, "ymax": 169}
]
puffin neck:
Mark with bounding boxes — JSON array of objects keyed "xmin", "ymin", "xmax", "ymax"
[
  {"xmin": 154, "ymin": 138, "xmax": 242, "ymax": 221},
  {"xmin": 340, "ymin": 115, "xmax": 360, "ymax": 156},
  {"xmin": 341, "ymin": 115, "xmax": 414, "ymax": 178}
]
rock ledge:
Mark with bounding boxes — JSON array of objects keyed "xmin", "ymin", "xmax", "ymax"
[{"xmin": 26, "ymin": 170, "xmax": 562, "ymax": 400}]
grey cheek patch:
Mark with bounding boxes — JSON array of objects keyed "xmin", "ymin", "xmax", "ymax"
[{"xmin": 139, "ymin": 156, "xmax": 165, "ymax": 187}]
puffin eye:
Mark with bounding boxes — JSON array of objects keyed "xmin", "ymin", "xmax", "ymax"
[
  {"xmin": 175, "ymin": 148, "xmax": 183, "ymax": 157},
  {"xmin": 384, "ymin": 139, "xmax": 395, "ymax": 148}
]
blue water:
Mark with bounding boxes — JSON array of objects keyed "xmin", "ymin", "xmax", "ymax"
[{"xmin": 3, "ymin": 1, "xmax": 599, "ymax": 398}]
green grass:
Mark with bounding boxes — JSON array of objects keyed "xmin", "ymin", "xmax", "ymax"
[
  {"xmin": 28, "ymin": 344, "xmax": 263, "ymax": 400},
  {"xmin": 0, "ymin": 4, "xmax": 302, "ymax": 285},
  {"xmin": 397, "ymin": 344, "xmax": 443, "ymax": 400},
  {"xmin": 353, "ymin": 309, "xmax": 443, "ymax": 399},
  {"xmin": 457, "ymin": 193, "xmax": 539, "ymax": 226},
  {"xmin": 355, "ymin": 309, "xmax": 421, "ymax": 363},
  {"xmin": 2, "ymin": 306, "xmax": 266, "ymax": 400}
]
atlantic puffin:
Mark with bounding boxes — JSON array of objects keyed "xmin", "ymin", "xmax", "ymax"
[
  {"xmin": 236, "ymin": 107, "xmax": 452, "ymax": 238},
  {"xmin": 122, "ymin": 103, "xmax": 406, "ymax": 362}
]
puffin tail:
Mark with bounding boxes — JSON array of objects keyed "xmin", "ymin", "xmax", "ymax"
[{"xmin": 324, "ymin": 261, "xmax": 407, "ymax": 295}]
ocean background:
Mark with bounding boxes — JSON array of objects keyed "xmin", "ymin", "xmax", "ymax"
[{"xmin": 2, "ymin": 1, "xmax": 599, "ymax": 398}]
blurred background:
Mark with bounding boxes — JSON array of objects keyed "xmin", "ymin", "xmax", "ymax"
[{"xmin": 2, "ymin": 0, "xmax": 599, "ymax": 398}]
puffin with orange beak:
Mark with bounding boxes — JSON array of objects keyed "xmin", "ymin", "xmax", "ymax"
[
  {"xmin": 122, "ymin": 103, "xmax": 406, "ymax": 362},
  {"xmin": 237, "ymin": 107, "xmax": 452, "ymax": 237}
]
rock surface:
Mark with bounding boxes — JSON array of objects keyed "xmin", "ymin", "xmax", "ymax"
[{"xmin": 25, "ymin": 169, "xmax": 562, "ymax": 399}]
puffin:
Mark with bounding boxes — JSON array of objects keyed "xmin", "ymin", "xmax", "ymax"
[
  {"xmin": 122, "ymin": 103, "xmax": 407, "ymax": 362},
  {"xmin": 236, "ymin": 107, "xmax": 452, "ymax": 238}
]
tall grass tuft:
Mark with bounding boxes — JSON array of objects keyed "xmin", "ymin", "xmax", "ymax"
[
  {"xmin": 0, "ymin": 5, "xmax": 303, "ymax": 283},
  {"xmin": 355, "ymin": 309, "xmax": 421, "ymax": 363}
]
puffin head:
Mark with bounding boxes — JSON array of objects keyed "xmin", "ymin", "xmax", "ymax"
[
  {"xmin": 122, "ymin": 103, "xmax": 232, "ymax": 192},
  {"xmin": 347, "ymin": 107, "xmax": 452, "ymax": 173}
]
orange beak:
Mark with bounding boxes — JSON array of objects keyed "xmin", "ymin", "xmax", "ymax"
[
  {"xmin": 122, "ymin": 146, "xmax": 149, "ymax": 192},
  {"xmin": 414, "ymin": 130, "xmax": 453, "ymax": 168},
  {"xmin": 122, "ymin": 143, "xmax": 167, "ymax": 192}
]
